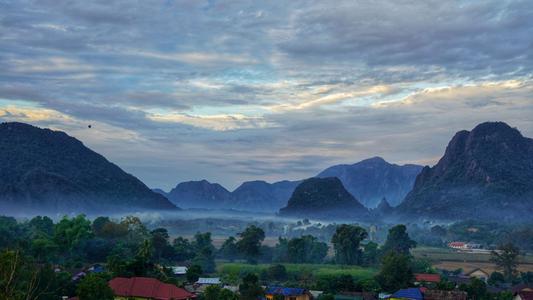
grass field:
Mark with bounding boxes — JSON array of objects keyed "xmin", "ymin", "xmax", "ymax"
[{"xmin": 216, "ymin": 262, "xmax": 378, "ymax": 284}]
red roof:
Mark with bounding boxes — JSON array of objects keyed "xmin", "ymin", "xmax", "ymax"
[
  {"xmin": 109, "ymin": 277, "xmax": 196, "ymax": 300},
  {"xmin": 415, "ymin": 273, "xmax": 441, "ymax": 283},
  {"xmin": 518, "ymin": 291, "xmax": 533, "ymax": 300}
]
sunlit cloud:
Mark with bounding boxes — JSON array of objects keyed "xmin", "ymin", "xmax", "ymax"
[{"xmin": 0, "ymin": 0, "xmax": 532, "ymax": 189}]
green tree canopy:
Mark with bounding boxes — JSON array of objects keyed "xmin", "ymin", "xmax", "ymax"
[
  {"xmin": 219, "ymin": 236, "xmax": 239, "ymax": 262},
  {"xmin": 76, "ymin": 273, "xmax": 114, "ymax": 300},
  {"xmin": 287, "ymin": 235, "xmax": 328, "ymax": 264},
  {"xmin": 239, "ymin": 273, "xmax": 263, "ymax": 300},
  {"xmin": 382, "ymin": 224, "xmax": 416, "ymax": 255},
  {"xmin": 491, "ymin": 243, "xmax": 520, "ymax": 282},
  {"xmin": 376, "ymin": 252, "xmax": 413, "ymax": 293},
  {"xmin": 237, "ymin": 225, "xmax": 265, "ymax": 264},
  {"xmin": 331, "ymin": 224, "xmax": 368, "ymax": 265}
]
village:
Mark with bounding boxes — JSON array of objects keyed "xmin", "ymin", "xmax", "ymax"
[{"xmin": 2, "ymin": 215, "xmax": 532, "ymax": 300}]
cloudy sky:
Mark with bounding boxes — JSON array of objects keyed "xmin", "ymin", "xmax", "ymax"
[{"xmin": 1, "ymin": 0, "xmax": 532, "ymax": 190}]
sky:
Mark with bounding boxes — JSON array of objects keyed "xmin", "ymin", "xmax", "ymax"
[{"xmin": 1, "ymin": 0, "xmax": 533, "ymax": 191}]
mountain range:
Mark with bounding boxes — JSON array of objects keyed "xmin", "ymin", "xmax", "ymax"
[
  {"xmin": 0, "ymin": 122, "xmax": 177, "ymax": 214},
  {"xmin": 317, "ymin": 157, "xmax": 422, "ymax": 207},
  {"xmin": 160, "ymin": 157, "xmax": 422, "ymax": 212},
  {"xmin": 397, "ymin": 122, "xmax": 533, "ymax": 221},
  {"xmin": 3, "ymin": 120, "xmax": 530, "ymax": 222}
]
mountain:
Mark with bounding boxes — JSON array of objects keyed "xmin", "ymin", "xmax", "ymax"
[
  {"xmin": 166, "ymin": 180, "xmax": 232, "ymax": 209},
  {"xmin": 0, "ymin": 122, "xmax": 177, "ymax": 213},
  {"xmin": 231, "ymin": 180, "xmax": 300, "ymax": 212},
  {"xmin": 279, "ymin": 177, "xmax": 368, "ymax": 219},
  {"xmin": 152, "ymin": 188, "xmax": 168, "ymax": 197},
  {"xmin": 374, "ymin": 197, "xmax": 393, "ymax": 216},
  {"xmin": 397, "ymin": 122, "xmax": 533, "ymax": 221},
  {"xmin": 164, "ymin": 156, "xmax": 421, "ymax": 212},
  {"xmin": 317, "ymin": 157, "xmax": 422, "ymax": 207}
]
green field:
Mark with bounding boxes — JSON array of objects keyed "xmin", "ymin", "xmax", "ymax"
[{"xmin": 216, "ymin": 262, "xmax": 378, "ymax": 284}]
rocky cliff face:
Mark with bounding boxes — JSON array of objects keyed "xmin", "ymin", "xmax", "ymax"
[
  {"xmin": 279, "ymin": 177, "xmax": 368, "ymax": 219},
  {"xmin": 0, "ymin": 122, "xmax": 177, "ymax": 213},
  {"xmin": 397, "ymin": 122, "xmax": 533, "ymax": 221}
]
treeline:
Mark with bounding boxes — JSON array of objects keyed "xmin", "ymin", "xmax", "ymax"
[{"xmin": 0, "ymin": 215, "xmax": 530, "ymax": 300}]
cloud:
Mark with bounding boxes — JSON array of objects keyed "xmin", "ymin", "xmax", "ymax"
[{"xmin": 0, "ymin": 0, "xmax": 532, "ymax": 190}]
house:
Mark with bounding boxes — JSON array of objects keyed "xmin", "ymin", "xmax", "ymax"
[
  {"xmin": 423, "ymin": 290, "xmax": 467, "ymax": 300},
  {"xmin": 334, "ymin": 291, "xmax": 377, "ymax": 300},
  {"xmin": 512, "ymin": 283, "xmax": 533, "ymax": 294},
  {"xmin": 309, "ymin": 290, "xmax": 323, "ymax": 299},
  {"xmin": 414, "ymin": 273, "xmax": 440, "ymax": 285},
  {"xmin": 265, "ymin": 286, "xmax": 312, "ymax": 300},
  {"xmin": 448, "ymin": 242, "xmax": 467, "ymax": 250},
  {"xmin": 387, "ymin": 288, "xmax": 423, "ymax": 300},
  {"xmin": 465, "ymin": 268, "xmax": 490, "ymax": 282},
  {"xmin": 515, "ymin": 291, "xmax": 533, "ymax": 300},
  {"xmin": 447, "ymin": 274, "xmax": 471, "ymax": 286},
  {"xmin": 109, "ymin": 277, "xmax": 196, "ymax": 300},
  {"xmin": 171, "ymin": 266, "xmax": 188, "ymax": 276},
  {"xmin": 195, "ymin": 277, "xmax": 221, "ymax": 285}
]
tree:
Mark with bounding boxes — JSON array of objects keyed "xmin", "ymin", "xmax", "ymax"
[
  {"xmin": 219, "ymin": 288, "xmax": 239, "ymax": 300},
  {"xmin": 362, "ymin": 241, "xmax": 380, "ymax": 266},
  {"xmin": 76, "ymin": 273, "xmax": 114, "ymax": 300},
  {"xmin": 488, "ymin": 272, "xmax": 506, "ymax": 286},
  {"xmin": 28, "ymin": 216, "xmax": 54, "ymax": 237},
  {"xmin": 266, "ymin": 264, "xmax": 288, "ymax": 282},
  {"xmin": 287, "ymin": 235, "xmax": 328, "ymax": 264},
  {"xmin": 91, "ymin": 216, "xmax": 111, "ymax": 237},
  {"xmin": 192, "ymin": 232, "xmax": 216, "ymax": 273},
  {"xmin": 491, "ymin": 243, "xmax": 520, "ymax": 282},
  {"xmin": 382, "ymin": 225, "xmax": 416, "ymax": 256},
  {"xmin": 237, "ymin": 225, "xmax": 265, "ymax": 264},
  {"xmin": 204, "ymin": 285, "xmax": 222, "ymax": 300},
  {"xmin": 173, "ymin": 237, "xmax": 194, "ymax": 262},
  {"xmin": 331, "ymin": 224, "xmax": 368, "ymax": 265},
  {"xmin": 150, "ymin": 228, "xmax": 174, "ymax": 262},
  {"xmin": 239, "ymin": 273, "xmax": 263, "ymax": 300},
  {"xmin": 219, "ymin": 236, "xmax": 239, "ymax": 262},
  {"xmin": 186, "ymin": 264, "xmax": 202, "ymax": 283},
  {"xmin": 375, "ymin": 252, "xmax": 413, "ymax": 293},
  {"xmin": 0, "ymin": 216, "xmax": 28, "ymax": 249},
  {"xmin": 54, "ymin": 215, "xmax": 93, "ymax": 251},
  {"xmin": 459, "ymin": 277, "xmax": 487, "ymax": 300},
  {"xmin": 0, "ymin": 249, "xmax": 68, "ymax": 300},
  {"xmin": 273, "ymin": 237, "xmax": 289, "ymax": 263},
  {"xmin": 203, "ymin": 285, "xmax": 239, "ymax": 300}
]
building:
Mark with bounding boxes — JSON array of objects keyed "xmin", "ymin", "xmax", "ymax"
[
  {"xmin": 195, "ymin": 277, "xmax": 221, "ymax": 285},
  {"xmin": 334, "ymin": 291, "xmax": 377, "ymax": 300},
  {"xmin": 515, "ymin": 291, "xmax": 533, "ymax": 300},
  {"xmin": 387, "ymin": 288, "xmax": 423, "ymax": 300},
  {"xmin": 265, "ymin": 286, "xmax": 312, "ymax": 300},
  {"xmin": 109, "ymin": 277, "xmax": 196, "ymax": 300},
  {"xmin": 423, "ymin": 290, "xmax": 467, "ymax": 300},
  {"xmin": 465, "ymin": 268, "xmax": 490, "ymax": 282},
  {"xmin": 414, "ymin": 273, "xmax": 441, "ymax": 285},
  {"xmin": 171, "ymin": 266, "xmax": 188, "ymax": 276},
  {"xmin": 448, "ymin": 242, "xmax": 467, "ymax": 250}
]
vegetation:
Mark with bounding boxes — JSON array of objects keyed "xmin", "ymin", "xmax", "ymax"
[
  {"xmin": 1, "ymin": 214, "xmax": 532, "ymax": 299},
  {"xmin": 491, "ymin": 243, "xmax": 520, "ymax": 282}
]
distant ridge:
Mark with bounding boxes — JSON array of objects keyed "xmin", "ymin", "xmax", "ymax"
[
  {"xmin": 164, "ymin": 157, "xmax": 421, "ymax": 212},
  {"xmin": 317, "ymin": 157, "xmax": 422, "ymax": 207},
  {"xmin": 0, "ymin": 122, "xmax": 177, "ymax": 213}
]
